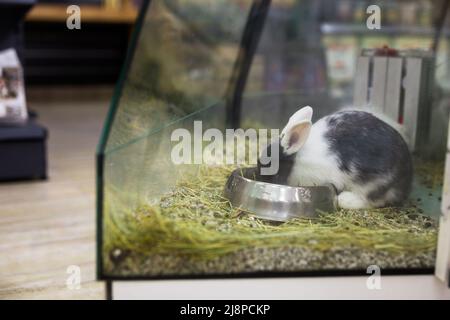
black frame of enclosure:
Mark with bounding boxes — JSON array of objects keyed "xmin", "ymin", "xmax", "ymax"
[
  {"xmin": 225, "ymin": 0, "xmax": 271, "ymax": 129},
  {"xmin": 97, "ymin": 0, "xmax": 443, "ymax": 282}
]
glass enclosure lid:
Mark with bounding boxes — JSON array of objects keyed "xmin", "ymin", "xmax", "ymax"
[{"xmin": 98, "ymin": 0, "xmax": 450, "ymax": 279}]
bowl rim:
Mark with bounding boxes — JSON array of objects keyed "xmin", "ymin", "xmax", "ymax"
[{"xmin": 229, "ymin": 167, "xmax": 337, "ymax": 193}]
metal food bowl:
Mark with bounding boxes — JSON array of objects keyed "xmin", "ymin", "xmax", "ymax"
[{"xmin": 224, "ymin": 168, "xmax": 337, "ymax": 222}]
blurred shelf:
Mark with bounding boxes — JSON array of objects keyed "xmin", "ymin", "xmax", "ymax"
[
  {"xmin": 321, "ymin": 23, "xmax": 448, "ymax": 37},
  {"xmin": 23, "ymin": 3, "xmax": 136, "ymax": 85},
  {"xmin": 25, "ymin": 3, "xmax": 138, "ymax": 24}
]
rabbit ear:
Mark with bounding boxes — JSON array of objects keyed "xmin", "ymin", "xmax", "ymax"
[
  {"xmin": 287, "ymin": 106, "xmax": 313, "ymax": 125},
  {"xmin": 280, "ymin": 106, "xmax": 313, "ymax": 155},
  {"xmin": 281, "ymin": 121, "xmax": 312, "ymax": 155}
]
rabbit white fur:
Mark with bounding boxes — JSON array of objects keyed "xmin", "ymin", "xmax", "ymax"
[{"xmin": 258, "ymin": 106, "xmax": 413, "ymax": 209}]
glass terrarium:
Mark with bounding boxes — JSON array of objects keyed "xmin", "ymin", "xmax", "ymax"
[{"xmin": 97, "ymin": 0, "xmax": 450, "ymax": 279}]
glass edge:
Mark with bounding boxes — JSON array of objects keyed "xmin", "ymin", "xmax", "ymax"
[
  {"xmin": 96, "ymin": 0, "xmax": 152, "ymax": 281},
  {"xmin": 102, "ymin": 100, "xmax": 225, "ymax": 156}
]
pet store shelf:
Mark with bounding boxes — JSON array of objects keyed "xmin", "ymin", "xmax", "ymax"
[{"xmin": 23, "ymin": 2, "xmax": 138, "ymax": 85}]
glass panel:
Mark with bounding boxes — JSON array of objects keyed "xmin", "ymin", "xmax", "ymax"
[
  {"xmin": 104, "ymin": 0, "xmax": 251, "ymax": 153},
  {"xmin": 99, "ymin": 0, "xmax": 449, "ymax": 278}
]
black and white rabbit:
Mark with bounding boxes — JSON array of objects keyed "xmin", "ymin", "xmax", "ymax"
[{"xmin": 258, "ymin": 106, "xmax": 413, "ymax": 209}]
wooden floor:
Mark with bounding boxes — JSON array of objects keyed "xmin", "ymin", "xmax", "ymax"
[{"xmin": 0, "ymin": 87, "xmax": 111, "ymax": 299}]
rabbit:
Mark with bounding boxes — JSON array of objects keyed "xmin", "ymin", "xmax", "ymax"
[{"xmin": 257, "ymin": 106, "xmax": 413, "ymax": 209}]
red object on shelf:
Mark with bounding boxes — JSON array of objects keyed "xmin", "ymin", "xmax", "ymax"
[{"xmin": 375, "ymin": 45, "xmax": 399, "ymax": 57}]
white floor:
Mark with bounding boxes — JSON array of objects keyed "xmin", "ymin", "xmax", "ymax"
[{"xmin": 113, "ymin": 275, "xmax": 450, "ymax": 300}]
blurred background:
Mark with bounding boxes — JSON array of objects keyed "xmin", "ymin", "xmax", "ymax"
[{"xmin": 0, "ymin": 0, "xmax": 140, "ymax": 299}]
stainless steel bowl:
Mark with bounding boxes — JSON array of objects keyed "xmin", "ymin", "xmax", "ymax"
[{"xmin": 224, "ymin": 167, "xmax": 337, "ymax": 222}]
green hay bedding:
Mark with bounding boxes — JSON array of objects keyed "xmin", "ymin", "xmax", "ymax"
[{"xmin": 104, "ymin": 164, "xmax": 440, "ymax": 275}]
